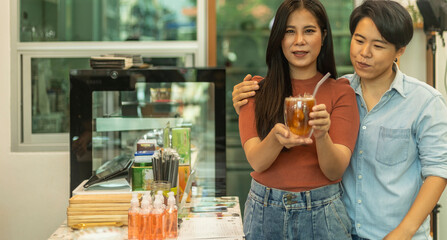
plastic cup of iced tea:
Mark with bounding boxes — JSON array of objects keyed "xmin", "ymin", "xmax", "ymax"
[{"xmin": 284, "ymin": 95, "xmax": 316, "ymax": 138}]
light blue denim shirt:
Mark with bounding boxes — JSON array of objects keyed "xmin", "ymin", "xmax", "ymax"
[{"xmin": 342, "ymin": 65, "xmax": 447, "ymax": 240}]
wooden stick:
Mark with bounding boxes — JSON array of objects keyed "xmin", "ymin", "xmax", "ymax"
[
  {"xmin": 69, "ymin": 203, "xmax": 131, "ymax": 209},
  {"xmin": 67, "ymin": 210, "xmax": 128, "ymax": 216},
  {"xmin": 69, "ymin": 194, "xmax": 133, "ymax": 204}
]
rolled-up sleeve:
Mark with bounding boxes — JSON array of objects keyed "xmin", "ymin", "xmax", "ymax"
[{"xmin": 417, "ymin": 95, "xmax": 447, "ymax": 179}]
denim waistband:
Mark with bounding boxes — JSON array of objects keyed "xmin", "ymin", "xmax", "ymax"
[{"xmin": 249, "ymin": 179, "xmax": 343, "ymax": 210}]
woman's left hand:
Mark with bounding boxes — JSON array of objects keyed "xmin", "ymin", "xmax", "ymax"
[
  {"xmin": 308, "ymin": 104, "xmax": 330, "ymax": 139},
  {"xmin": 383, "ymin": 227, "xmax": 412, "ymax": 240}
]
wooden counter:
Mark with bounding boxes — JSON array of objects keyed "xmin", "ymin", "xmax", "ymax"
[{"xmin": 49, "ymin": 196, "xmax": 244, "ymax": 240}]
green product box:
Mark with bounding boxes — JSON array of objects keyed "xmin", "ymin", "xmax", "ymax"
[
  {"xmin": 171, "ymin": 128, "xmax": 191, "ymax": 165},
  {"xmin": 131, "ymin": 163, "xmax": 153, "ymax": 191}
]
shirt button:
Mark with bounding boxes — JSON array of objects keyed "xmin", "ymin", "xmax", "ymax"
[
  {"xmin": 358, "ymin": 175, "xmax": 363, "ymax": 179},
  {"xmin": 358, "ymin": 199, "xmax": 362, "ymax": 204},
  {"xmin": 357, "ymin": 223, "xmax": 361, "ymax": 228},
  {"xmin": 362, "ymin": 126, "xmax": 366, "ymax": 130},
  {"xmin": 359, "ymin": 150, "xmax": 363, "ymax": 154}
]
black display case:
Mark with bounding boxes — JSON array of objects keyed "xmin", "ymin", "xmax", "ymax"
[{"xmin": 69, "ymin": 68, "xmax": 226, "ymax": 196}]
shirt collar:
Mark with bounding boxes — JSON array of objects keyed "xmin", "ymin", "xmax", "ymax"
[
  {"xmin": 350, "ymin": 62, "xmax": 406, "ymax": 98},
  {"xmin": 390, "ymin": 63, "xmax": 406, "ymax": 98}
]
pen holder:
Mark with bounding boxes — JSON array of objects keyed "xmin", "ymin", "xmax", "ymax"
[{"xmin": 151, "ymin": 180, "xmax": 171, "ymax": 203}]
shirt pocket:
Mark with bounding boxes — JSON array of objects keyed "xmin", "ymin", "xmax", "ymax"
[{"xmin": 375, "ymin": 127, "xmax": 410, "ymax": 166}]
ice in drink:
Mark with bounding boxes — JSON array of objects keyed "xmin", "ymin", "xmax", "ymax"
[{"xmin": 284, "ymin": 95, "xmax": 315, "ymax": 138}]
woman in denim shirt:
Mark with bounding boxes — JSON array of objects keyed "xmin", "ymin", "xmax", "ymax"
[{"xmin": 233, "ymin": 1, "xmax": 447, "ymax": 239}]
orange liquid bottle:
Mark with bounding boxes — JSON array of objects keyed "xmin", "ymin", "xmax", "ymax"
[
  {"xmin": 128, "ymin": 193, "xmax": 141, "ymax": 240},
  {"xmin": 166, "ymin": 192, "xmax": 178, "ymax": 238},
  {"xmin": 139, "ymin": 194, "xmax": 152, "ymax": 240},
  {"xmin": 151, "ymin": 198, "xmax": 165, "ymax": 240}
]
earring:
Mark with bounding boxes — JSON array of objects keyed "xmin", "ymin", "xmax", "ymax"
[{"xmin": 394, "ymin": 58, "xmax": 398, "ymax": 63}]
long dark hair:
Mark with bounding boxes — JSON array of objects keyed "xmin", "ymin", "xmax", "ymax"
[{"xmin": 255, "ymin": 0, "xmax": 337, "ymax": 139}]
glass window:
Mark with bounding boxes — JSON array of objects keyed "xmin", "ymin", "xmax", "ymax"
[
  {"xmin": 216, "ymin": 0, "xmax": 284, "ymax": 217},
  {"xmin": 14, "ymin": 0, "xmax": 205, "ymax": 151},
  {"xmin": 20, "ymin": 0, "xmax": 197, "ymax": 42},
  {"xmin": 26, "ymin": 56, "xmax": 190, "ymax": 144},
  {"xmin": 321, "ymin": 0, "xmax": 354, "ymax": 75},
  {"xmin": 31, "ymin": 58, "xmax": 89, "ymax": 134}
]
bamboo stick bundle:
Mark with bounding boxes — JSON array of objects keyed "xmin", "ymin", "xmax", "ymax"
[{"xmin": 67, "ymin": 194, "xmax": 136, "ymax": 228}]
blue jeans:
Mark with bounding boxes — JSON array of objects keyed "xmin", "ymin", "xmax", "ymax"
[
  {"xmin": 243, "ymin": 179, "xmax": 352, "ymax": 240},
  {"xmin": 351, "ymin": 235, "xmax": 369, "ymax": 240}
]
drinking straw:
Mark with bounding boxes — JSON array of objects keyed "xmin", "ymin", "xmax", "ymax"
[
  {"xmin": 167, "ymin": 156, "xmax": 173, "ymax": 186},
  {"xmin": 157, "ymin": 156, "xmax": 162, "ymax": 181},
  {"xmin": 168, "ymin": 157, "xmax": 179, "ymax": 188},
  {"xmin": 152, "ymin": 155, "xmax": 158, "ymax": 180},
  {"xmin": 167, "ymin": 156, "xmax": 172, "ymax": 184},
  {"xmin": 162, "ymin": 150, "xmax": 168, "ymax": 181},
  {"xmin": 312, "ymin": 72, "xmax": 331, "ymax": 97},
  {"xmin": 172, "ymin": 159, "xmax": 179, "ymax": 188}
]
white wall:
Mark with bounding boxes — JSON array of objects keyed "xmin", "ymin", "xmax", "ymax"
[
  {"xmin": 400, "ymin": 29, "xmax": 427, "ymax": 82},
  {"xmin": 0, "ymin": 1, "xmax": 70, "ymax": 240},
  {"xmin": 434, "ymin": 32, "xmax": 447, "ymax": 240},
  {"xmin": 434, "ymin": 33, "xmax": 447, "ymax": 100}
]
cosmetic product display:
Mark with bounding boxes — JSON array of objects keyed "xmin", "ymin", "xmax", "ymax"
[{"xmin": 126, "ymin": 191, "xmax": 177, "ymax": 240}]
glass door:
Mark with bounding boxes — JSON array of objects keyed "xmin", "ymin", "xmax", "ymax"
[{"xmin": 69, "ymin": 68, "xmax": 226, "ymax": 197}]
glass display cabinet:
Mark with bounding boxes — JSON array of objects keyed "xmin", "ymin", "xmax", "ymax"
[{"xmin": 69, "ymin": 68, "xmax": 226, "ymax": 197}]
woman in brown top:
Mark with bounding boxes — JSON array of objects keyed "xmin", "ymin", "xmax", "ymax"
[{"xmin": 238, "ymin": 0, "xmax": 359, "ymax": 239}]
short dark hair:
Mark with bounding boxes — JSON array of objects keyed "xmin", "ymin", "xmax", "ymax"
[{"xmin": 349, "ymin": 0, "xmax": 413, "ymax": 50}]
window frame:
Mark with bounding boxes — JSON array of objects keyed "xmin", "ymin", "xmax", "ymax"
[{"xmin": 11, "ymin": 0, "xmax": 208, "ymax": 152}]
